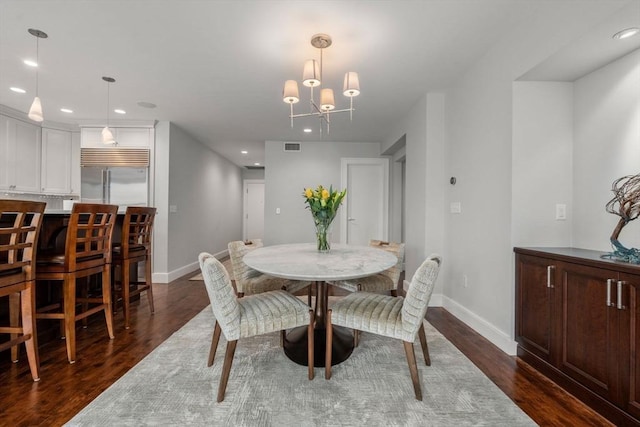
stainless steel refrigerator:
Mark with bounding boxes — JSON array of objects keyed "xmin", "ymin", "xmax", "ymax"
[
  {"xmin": 80, "ymin": 147, "xmax": 150, "ymax": 208},
  {"xmin": 81, "ymin": 167, "xmax": 148, "ymax": 207}
]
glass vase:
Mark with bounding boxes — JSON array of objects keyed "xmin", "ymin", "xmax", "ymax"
[{"xmin": 315, "ymin": 221, "xmax": 332, "ymax": 253}]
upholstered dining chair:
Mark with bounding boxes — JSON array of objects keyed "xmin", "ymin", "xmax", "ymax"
[
  {"xmin": 198, "ymin": 252, "xmax": 315, "ymax": 402},
  {"xmin": 35, "ymin": 203, "xmax": 118, "ymax": 364},
  {"xmin": 325, "ymin": 254, "xmax": 442, "ymax": 401},
  {"xmin": 111, "ymin": 206, "xmax": 156, "ymax": 329},
  {"xmin": 328, "ymin": 240, "xmax": 405, "ymax": 296},
  {"xmin": 228, "ymin": 239, "xmax": 310, "ymax": 300},
  {"xmin": 0, "ymin": 200, "xmax": 46, "ymax": 381}
]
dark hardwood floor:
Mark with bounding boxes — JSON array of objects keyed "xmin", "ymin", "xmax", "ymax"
[{"xmin": 1, "ymin": 273, "xmax": 613, "ymax": 426}]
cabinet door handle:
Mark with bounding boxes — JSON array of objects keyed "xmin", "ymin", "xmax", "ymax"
[
  {"xmin": 617, "ymin": 280, "xmax": 625, "ymax": 310},
  {"xmin": 607, "ymin": 279, "xmax": 613, "ymax": 306},
  {"xmin": 546, "ymin": 265, "xmax": 555, "ymax": 288}
]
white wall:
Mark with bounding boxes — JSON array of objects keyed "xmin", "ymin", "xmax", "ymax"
[
  {"xmin": 512, "ymin": 82, "xmax": 574, "ymax": 247},
  {"xmin": 264, "ymin": 140, "xmax": 381, "ymax": 245},
  {"xmin": 383, "ymin": 93, "xmax": 446, "ymax": 299},
  {"xmin": 573, "ymin": 48, "xmax": 640, "ymax": 252},
  {"xmin": 153, "ymin": 121, "xmax": 243, "ymax": 282}
]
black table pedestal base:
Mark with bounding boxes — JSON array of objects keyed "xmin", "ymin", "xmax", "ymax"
[{"xmin": 283, "ymin": 325, "xmax": 354, "ymax": 367}]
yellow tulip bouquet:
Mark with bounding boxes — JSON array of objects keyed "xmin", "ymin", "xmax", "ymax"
[{"xmin": 302, "ymin": 185, "xmax": 347, "ymax": 252}]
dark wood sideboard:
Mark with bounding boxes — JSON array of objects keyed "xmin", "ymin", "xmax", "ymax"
[{"xmin": 515, "ymin": 247, "xmax": 640, "ymax": 426}]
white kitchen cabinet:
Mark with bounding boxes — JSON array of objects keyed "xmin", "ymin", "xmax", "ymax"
[
  {"xmin": 70, "ymin": 131, "xmax": 81, "ymax": 195},
  {"xmin": 0, "ymin": 115, "xmax": 41, "ymax": 192},
  {"xmin": 81, "ymin": 127, "xmax": 151, "ymax": 148},
  {"xmin": 41, "ymin": 128, "xmax": 73, "ymax": 194}
]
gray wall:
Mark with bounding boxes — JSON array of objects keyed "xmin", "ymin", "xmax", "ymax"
[
  {"xmin": 153, "ymin": 121, "xmax": 243, "ymax": 282},
  {"xmin": 573, "ymin": 48, "xmax": 640, "ymax": 251},
  {"xmin": 264, "ymin": 140, "xmax": 381, "ymax": 245}
]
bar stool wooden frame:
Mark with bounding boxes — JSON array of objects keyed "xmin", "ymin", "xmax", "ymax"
[
  {"xmin": 111, "ymin": 206, "xmax": 156, "ymax": 329},
  {"xmin": 35, "ymin": 203, "xmax": 118, "ymax": 364},
  {"xmin": 0, "ymin": 200, "xmax": 46, "ymax": 381}
]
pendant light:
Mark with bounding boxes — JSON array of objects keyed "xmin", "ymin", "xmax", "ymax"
[
  {"xmin": 102, "ymin": 77, "xmax": 116, "ymax": 145},
  {"xmin": 27, "ymin": 28, "xmax": 48, "ymax": 122}
]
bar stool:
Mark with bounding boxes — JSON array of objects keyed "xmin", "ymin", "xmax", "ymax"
[
  {"xmin": 35, "ymin": 203, "xmax": 118, "ymax": 364},
  {"xmin": 0, "ymin": 200, "xmax": 45, "ymax": 381},
  {"xmin": 111, "ymin": 206, "xmax": 156, "ymax": 329}
]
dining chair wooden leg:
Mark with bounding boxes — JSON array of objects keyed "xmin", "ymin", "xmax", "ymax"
[
  {"xmin": 307, "ymin": 309, "xmax": 314, "ymax": 380},
  {"xmin": 102, "ymin": 266, "xmax": 115, "ymax": 339},
  {"xmin": 21, "ymin": 282, "xmax": 40, "ymax": 381},
  {"xmin": 391, "ymin": 289, "xmax": 398, "ymax": 297},
  {"xmin": 64, "ymin": 275, "xmax": 77, "ymax": 364},
  {"xmin": 145, "ymin": 258, "xmax": 154, "ymax": 314},
  {"xmin": 325, "ymin": 309, "xmax": 333, "ymax": 380},
  {"xmin": 354, "ymin": 330, "xmax": 360, "ymax": 347},
  {"xmin": 208, "ymin": 322, "xmax": 221, "ymax": 367},
  {"xmin": 217, "ymin": 340, "xmax": 237, "ymax": 402},
  {"xmin": 403, "ymin": 340, "xmax": 422, "ymax": 401},
  {"xmin": 9, "ymin": 292, "xmax": 19, "ymax": 362},
  {"xmin": 418, "ymin": 323, "xmax": 431, "ymax": 366},
  {"xmin": 280, "ymin": 330, "xmax": 285, "ymax": 347},
  {"xmin": 81, "ymin": 277, "xmax": 89, "ymax": 328},
  {"xmin": 122, "ymin": 260, "xmax": 131, "ymax": 329}
]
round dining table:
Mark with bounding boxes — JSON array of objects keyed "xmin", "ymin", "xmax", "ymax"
[{"xmin": 243, "ymin": 242, "xmax": 397, "ymax": 367}]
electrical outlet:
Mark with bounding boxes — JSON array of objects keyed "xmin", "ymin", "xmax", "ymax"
[
  {"xmin": 450, "ymin": 202, "xmax": 461, "ymax": 214},
  {"xmin": 463, "ymin": 274, "xmax": 468, "ymax": 288}
]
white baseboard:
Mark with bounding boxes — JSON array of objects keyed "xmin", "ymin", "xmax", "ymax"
[
  {"xmin": 404, "ymin": 280, "xmax": 518, "ymax": 355},
  {"xmin": 152, "ymin": 249, "xmax": 229, "ymax": 284},
  {"xmin": 440, "ymin": 295, "xmax": 518, "ymax": 356}
]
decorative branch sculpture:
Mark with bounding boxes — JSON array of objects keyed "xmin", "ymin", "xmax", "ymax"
[{"xmin": 604, "ymin": 173, "xmax": 640, "ymax": 263}]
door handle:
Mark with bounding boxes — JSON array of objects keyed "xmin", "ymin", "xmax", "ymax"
[
  {"xmin": 617, "ymin": 280, "xmax": 625, "ymax": 310},
  {"xmin": 546, "ymin": 266, "xmax": 555, "ymax": 288},
  {"xmin": 347, "ymin": 217, "xmax": 356, "ymax": 221},
  {"xmin": 607, "ymin": 279, "xmax": 613, "ymax": 306}
]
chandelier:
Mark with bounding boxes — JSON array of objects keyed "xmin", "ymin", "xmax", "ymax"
[{"xmin": 282, "ymin": 33, "xmax": 360, "ymax": 134}]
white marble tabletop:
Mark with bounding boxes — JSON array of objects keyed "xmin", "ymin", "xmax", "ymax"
[{"xmin": 243, "ymin": 243, "xmax": 397, "ymax": 281}]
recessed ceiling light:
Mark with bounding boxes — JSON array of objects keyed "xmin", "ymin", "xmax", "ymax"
[
  {"xmin": 303, "ymin": 128, "xmax": 312, "ymax": 133},
  {"xmin": 254, "ymin": 162, "xmax": 260, "ymax": 166},
  {"xmin": 10, "ymin": 87, "xmax": 26, "ymax": 93},
  {"xmin": 613, "ymin": 27, "xmax": 640, "ymax": 40},
  {"xmin": 23, "ymin": 59, "xmax": 38, "ymax": 67},
  {"xmin": 114, "ymin": 109, "xmax": 126, "ymax": 114},
  {"xmin": 241, "ymin": 150, "xmax": 248, "ymax": 154},
  {"xmin": 60, "ymin": 108, "xmax": 73, "ymax": 113}
]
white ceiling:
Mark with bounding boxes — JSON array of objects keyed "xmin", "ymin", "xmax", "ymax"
[{"xmin": 1, "ymin": 0, "xmax": 639, "ymax": 168}]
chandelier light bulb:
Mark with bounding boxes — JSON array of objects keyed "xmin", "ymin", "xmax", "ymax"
[
  {"xmin": 320, "ymin": 88, "xmax": 335, "ymax": 111},
  {"xmin": 343, "ymin": 72, "xmax": 360, "ymax": 97},
  {"xmin": 283, "ymin": 80, "xmax": 300, "ymax": 103},
  {"xmin": 302, "ymin": 60, "xmax": 321, "ymax": 87}
]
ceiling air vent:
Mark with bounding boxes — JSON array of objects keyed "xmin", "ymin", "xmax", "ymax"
[
  {"xmin": 283, "ymin": 142, "xmax": 301, "ymax": 152},
  {"xmin": 245, "ymin": 165, "xmax": 265, "ymax": 170}
]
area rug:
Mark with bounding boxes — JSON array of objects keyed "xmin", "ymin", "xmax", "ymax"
[{"xmin": 65, "ymin": 307, "xmax": 535, "ymax": 426}]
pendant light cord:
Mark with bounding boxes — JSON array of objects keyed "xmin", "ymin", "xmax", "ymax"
[
  {"xmin": 35, "ymin": 36, "xmax": 39, "ymax": 96},
  {"xmin": 106, "ymin": 81, "xmax": 110, "ymax": 128}
]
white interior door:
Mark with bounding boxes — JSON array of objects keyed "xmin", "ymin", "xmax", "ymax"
[
  {"xmin": 243, "ymin": 180, "xmax": 265, "ymax": 240},
  {"xmin": 340, "ymin": 158, "xmax": 389, "ymax": 245}
]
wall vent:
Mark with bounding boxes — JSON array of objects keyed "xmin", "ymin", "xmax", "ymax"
[
  {"xmin": 81, "ymin": 148, "xmax": 150, "ymax": 167},
  {"xmin": 245, "ymin": 165, "xmax": 265, "ymax": 170},
  {"xmin": 283, "ymin": 142, "xmax": 301, "ymax": 152}
]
